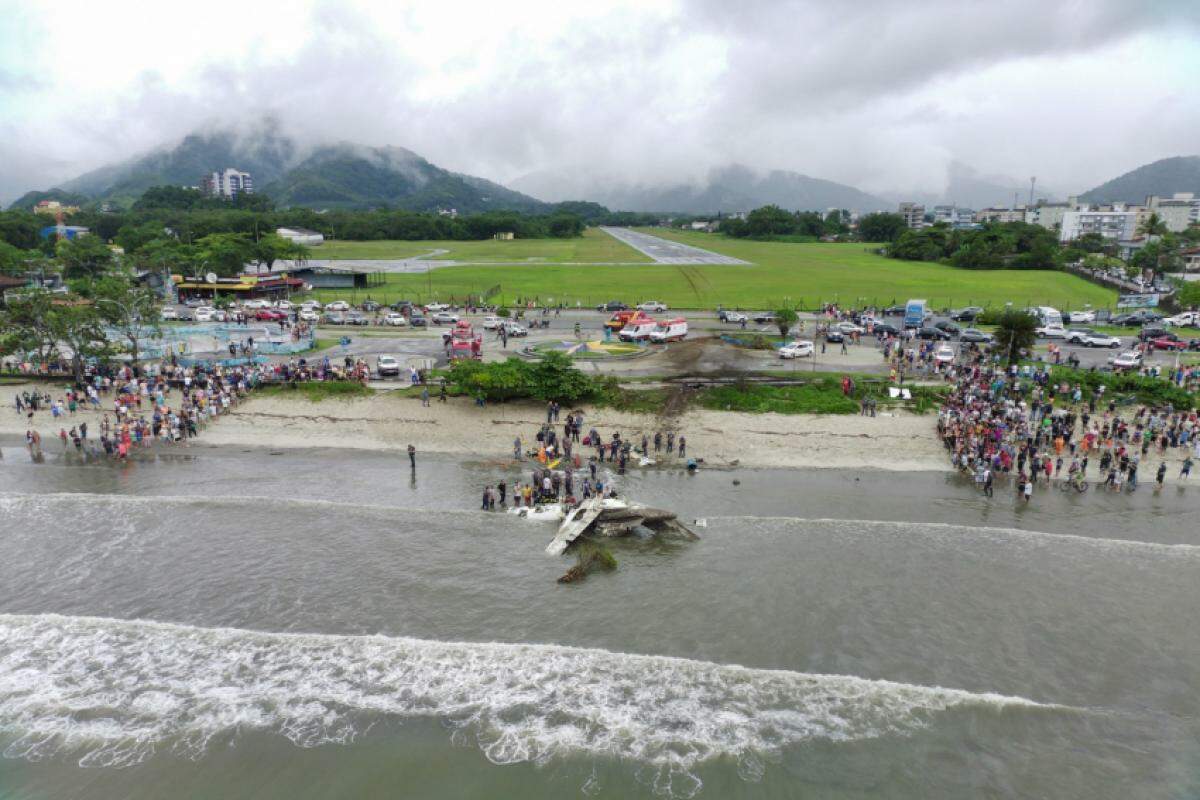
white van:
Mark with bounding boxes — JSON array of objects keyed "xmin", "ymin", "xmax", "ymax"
[
  {"xmin": 618, "ymin": 318, "xmax": 659, "ymax": 342},
  {"xmin": 649, "ymin": 318, "xmax": 688, "ymax": 343},
  {"xmin": 1026, "ymin": 306, "xmax": 1063, "ymax": 328}
]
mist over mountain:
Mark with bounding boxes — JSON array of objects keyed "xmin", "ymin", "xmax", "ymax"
[
  {"xmin": 881, "ymin": 161, "xmax": 1058, "ymax": 210},
  {"xmin": 1078, "ymin": 156, "xmax": 1200, "ymax": 204},
  {"xmin": 13, "ymin": 124, "xmax": 545, "ymax": 213},
  {"xmin": 510, "ymin": 164, "xmax": 892, "ymax": 214}
]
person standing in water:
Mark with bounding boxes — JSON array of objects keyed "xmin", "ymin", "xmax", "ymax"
[{"xmin": 408, "ymin": 444, "xmax": 416, "ymax": 470}]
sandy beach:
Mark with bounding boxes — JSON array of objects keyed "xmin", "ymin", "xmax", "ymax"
[{"xmin": 1, "ymin": 382, "xmax": 948, "ymax": 472}]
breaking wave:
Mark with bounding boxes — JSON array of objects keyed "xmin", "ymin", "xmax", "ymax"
[{"xmin": 0, "ymin": 614, "xmax": 1061, "ymax": 793}]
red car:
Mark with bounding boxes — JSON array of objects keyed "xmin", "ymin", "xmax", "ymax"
[
  {"xmin": 1151, "ymin": 337, "xmax": 1187, "ymax": 351},
  {"xmin": 255, "ymin": 309, "xmax": 286, "ymax": 322}
]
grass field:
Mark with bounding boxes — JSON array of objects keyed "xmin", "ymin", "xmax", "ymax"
[
  {"xmin": 308, "ymin": 227, "xmax": 1118, "ymax": 311},
  {"xmin": 315, "ymin": 228, "xmax": 650, "ymax": 263}
]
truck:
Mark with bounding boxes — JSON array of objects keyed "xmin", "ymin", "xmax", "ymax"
[
  {"xmin": 903, "ymin": 299, "xmax": 927, "ymax": 329},
  {"xmin": 605, "ymin": 309, "xmax": 651, "ymax": 330},
  {"xmin": 618, "ymin": 317, "xmax": 659, "ymax": 342},
  {"xmin": 648, "ymin": 317, "xmax": 688, "ymax": 343}
]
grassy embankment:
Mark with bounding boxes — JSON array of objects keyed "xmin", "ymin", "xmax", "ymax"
[{"xmin": 309, "ymin": 228, "xmax": 1116, "ymax": 311}]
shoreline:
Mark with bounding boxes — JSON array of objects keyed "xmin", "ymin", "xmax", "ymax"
[{"xmin": 1, "ymin": 381, "xmax": 948, "ymax": 473}]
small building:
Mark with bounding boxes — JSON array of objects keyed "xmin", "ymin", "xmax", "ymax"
[
  {"xmin": 201, "ymin": 168, "xmax": 253, "ymax": 199},
  {"xmin": 973, "ymin": 207, "xmax": 1026, "ymax": 224},
  {"xmin": 172, "ymin": 273, "xmax": 305, "ymax": 300},
  {"xmin": 494, "ymin": 231, "xmax": 515, "ymax": 240},
  {"xmin": 38, "ymin": 224, "xmax": 89, "ymax": 240},
  {"xmin": 34, "ymin": 200, "xmax": 80, "ymax": 215},
  {"xmin": 288, "ymin": 266, "xmax": 377, "ymax": 289},
  {"xmin": 276, "ymin": 227, "xmax": 325, "ymax": 246}
]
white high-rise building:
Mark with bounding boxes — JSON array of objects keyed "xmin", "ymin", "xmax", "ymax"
[
  {"xmin": 202, "ymin": 168, "xmax": 253, "ymax": 199},
  {"xmin": 1059, "ymin": 210, "xmax": 1138, "ymax": 243}
]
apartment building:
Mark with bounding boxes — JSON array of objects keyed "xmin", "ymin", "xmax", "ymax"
[
  {"xmin": 973, "ymin": 206, "xmax": 1026, "ymax": 224},
  {"xmin": 201, "ymin": 168, "xmax": 254, "ymax": 199},
  {"xmin": 897, "ymin": 202, "xmax": 925, "ymax": 229},
  {"xmin": 1058, "ymin": 210, "xmax": 1139, "ymax": 242},
  {"xmin": 1146, "ymin": 193, "xmax": 1200, "ymax": 233}
]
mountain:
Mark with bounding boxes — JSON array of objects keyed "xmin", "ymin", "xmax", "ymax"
[
  {"xmin": 7, "ymin": 188, "xmax": 91, "ymax": 212},
  {"xmin": 16, "ymin": 123, "xmax": 546, "ymax": 213},
  {"xmin": 510, "ymin": 164, "xmax": 892, "ymax": 214},
  {"xmin": 262, "ymin": 144, "xmax": 546, "ymax": 212},
  {"xmin": 1079, "ymin": 156, "xmax": 1200, "ymax": 204},
  {"xmin": 59, "ymin": 123, "xmax": 295, "ymax": 205}
]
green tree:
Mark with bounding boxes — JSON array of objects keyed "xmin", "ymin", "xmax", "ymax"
[
  {"xmin": 0, "ymin": 289, "xmax": 59, "ymax": 363},
  {"xmin": 253, "ymin": 233, "xmax": 309, "ymax": 273},
  {"xmin": 194, "ymin": 233, "xmax": 254, "ymax": 277},
  {"xmin": 56, "ymin": 234, "xmax": 114, "ymax": 279},
  {"xmin": 994, "ymin": 308, "xmax": 1037, "ymax": 365},
  {"xmin": 1130, "ymin": 238, "xmax": 1181, "ymax": 281},
  {"xmin": 91, "ymin": 274, "xmax": 163, "ymax": 365},
  {"xmin": 1138, "ymin": 212, "xmax": 1168, "ymax": 239},
  {"xmin": 0, "ymin": 240, "xmax": 29, "ymax": 275},
  {"xmin": 775, "ymin": 308, "xmax": 799, "ymax": 338},
  {"xmin": 51, "ymin": 302, "xmax": 112, "ymax": 382},
  {"xmin": 856, "ymin": 212, "xmax": 906, "ymax": 243}
]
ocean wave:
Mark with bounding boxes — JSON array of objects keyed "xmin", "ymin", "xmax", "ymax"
[{"xmin": 0, "ymin": 613, "xmax": 1062, "ymax": 792}]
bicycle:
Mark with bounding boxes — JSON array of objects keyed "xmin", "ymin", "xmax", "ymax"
[{"xmin": 1059, "ymin": 476, "xmax": 1089, "ymax": 493}]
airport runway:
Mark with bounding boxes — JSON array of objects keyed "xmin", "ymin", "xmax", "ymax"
[{"xmin": 599, "ymin": 226, "xmax": 750, "ymax": 264}]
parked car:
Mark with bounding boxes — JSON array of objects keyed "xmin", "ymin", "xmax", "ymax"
[
  {"xmin": 1064, "ymin": 328, "xmax": 1095, "ymax": 344},
  {"xmin": 501, "ymin": 321, "xmax": 528, "ymax": 337},
  {"xmin": 1083, "ymin": 333, "xmax": 1121, "ymax": 348},
  {"xmin": 1138, "ymin": 327, "xmax": 1171, "ymax": 342},
  {"xmin": 431, "ymin": 311, "xmax": 459, "ymax": 325},
  {"xmin": 255, "ymin": 309, "xmax": 286, "ymax": 322},
  {"xmin": 1067, "ymin": 310, "xmax": 1097, "ymax": 324},
  {"xmin": 597, "ymin": 301, "xmax": 628, "ymax": 312},
  {"xmin": 918, "ymin": 327, "xmax": 952, "ymax": 341},
  {"xmin": 361, "ymin": 300, "xmax": 381, "ymax": 312},
  {"xmin": 383, "ymin": 312, "xmax": 408, "ymax": 327},
  {"xmin": 425, "ymin": 302, "xmax": 451, "ymax": 312},
  {"xmin": 872, "ymin": 322, "xmax": 901, "ymax": 336},
  {"xmin": 934, "ymin": 345, "xmax": 956, "ymax": 364},
  {"xmin": 883, "ymin": 305, "xmax": 906, "ymax": 316},
  {"xmin": 274, "ymin": 300, "xmax": 293, "ymax": 310},
  {"xmin": 211, "ymin": 309, "xmax": 228, "ymax": 322},
  {"xmin": 752, "ymin": 311, "xmax": 776, "ymax": 324},
  {"xmin": 638, "ymin": 301, "xmax": 668, "ymax": 313},
  {"xmin": 299, "ymin": 308, "xmax": 320, "ymax": 323},
  {"xmin": 1166, "ymin": 311, "xmax": 1199, "ymax": 327},
  {"xmin": 481, "ymin": 315, "xmax": 503, "ymax": 330},
  {"xmin": 721, "ymin": 311, "xmax": 748, "ymax": 324},
  {"xmin": 345, "ymin": 311, "xmax": 370, "ymax": 326},
  {"xmin": 300, "ymin": 300, "xmax": 322, "ymax": 311},
  {"xmin": 194, "ymin": 306, "xmax": 216, "ymax": 322},
  {"xmin": 184, "ymin": 297, "xmax": 205, "ymax": 308},
  {"xmin": 408, "ymin": 315, "xmax": 428, "ymax": 328},
  {"xmin": 950, "ymin": 306, "xmax": 983, "ymax": 322},
  {"xmin": 323, "ymin": 312, "xmax": 347, "ymax": 325},
  {"xmin": 160, "ymin": 307, "xmax": 178, "ymax": 321},
  {"xmin": 1036, "ymin": 325, "xmax": 1067, "ymax": 339},
  {"xmin": 778, "ymin": 340, "xmax": 814, "ymax": 359},
  {"xmin": 1108, "ymin": 350, "xmax": 1143, "ymax": 370},
  {"xmin": 1150, "ymin": 336, "xmax": 1188, "ymax": 351},
  {"xmin": 836, "ymin": 321, "xmax": 864, "ymax": 334},
  {"xmin": 242, "ymin": 299, "xmax": 270, "ymax": 309},
  {"xmin": 376, "ymin": 355, "xmax": 401, "ymax": 377},
  {"xmin": 933, "ymin": 321, "xmax": 961, "ymax": 335},
  {"xmin": 325, "ymin": 300, "xmax": 350, "ymax": 312},
  {"xmin": 959, "ymin": 328, "xmax": 993, "ymax": 343},
  {"xmin": 824, "ymin": 330, "xmax": 845, "ymax": 343}
]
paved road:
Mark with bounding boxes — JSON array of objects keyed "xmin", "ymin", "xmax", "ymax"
[{"xmin": 598, "ymin": 227, "xmax": 749, "ymax": 265}]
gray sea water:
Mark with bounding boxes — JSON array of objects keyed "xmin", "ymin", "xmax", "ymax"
[{"xmin": 0, "ymin": 441, "xmax": 1197, "ymax": 798}]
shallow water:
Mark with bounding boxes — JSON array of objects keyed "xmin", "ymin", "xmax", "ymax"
[{"xmin": 0, "ymin": 442, "xmax": 1197, "ymax": 798}]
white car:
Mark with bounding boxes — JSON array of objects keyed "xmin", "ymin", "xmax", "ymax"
[
  {"xmin": 160, "ymin": 307, "xmax": 178, "ymax": 321},
  {"xmin": 431, "ymin": 311, "xmax": 459, "ymax": 325},
  {"xmin": 481, "ymin": 315, "xmax": 503, "ymax": 330},
  {"xmin": 383, "ymin": 312, "xmax": 409, "ymax": 327},
  {"xmin": 778, "ymin": 340, "xmax": 814, "ymax": 359},
  {"xmin": 934, "ymin": 345, "xmax": 956, "ymax": 364},
  {"xmin": 376, "ymin": 355, "xmax": 401, "ymax": 377},
  {"xmin": 1036, "ymin": 325, "xmax": 1067, "ymax": 339},
  {"xmin": 1084, "ymin": 333, "xmax": 1121, "ymax": 348},
  {"xmin": 501, "ymin": 321, "xmax": 528, "ymax": 337},
  {"xmin": 425, "ymin": 302, "xmax": 450, "ymax": 312},
  {"xmin": 638, "ymin": 301, "xmax": 668, "ymax": 312},
  {"xmin": 241, "ymin": 299, "xmax": 270, "ymax": 309},
  {"xmin": 275, "ymin": 300, "xmax": 293, "ymax": 310},
  {"xmin": 836, "ymin": 321, "xmax": 864, "ymax": 334},
  {"xmin": 1067, "ymin": 310, "xmax": 1096, "ymax": 324},
  {"xmin": 194, "ymin": 306, "xmax": 216, "ymax": 322},
  {"xmin": 1108, "ymin": 351, "xmax": 1143, "ymax": 369},
  {"xmin": 1166, "ymin": 312, "xmax": 1198, "ymax": 327},
  {"xmin": 325, "ymin": 300, "xmax": 350, "ymax": 312},
  {"xmin": 722, "ymin": 311, "xmax": 748, "ymax": 324},
  {"xmin": 298, "ymin": 309, "xmax": 320, "ymax": 323}
]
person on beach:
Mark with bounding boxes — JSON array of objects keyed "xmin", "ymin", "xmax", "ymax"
[{"xmin": 408, "ymin": 444, "xmax": 416, "ymax": 470}]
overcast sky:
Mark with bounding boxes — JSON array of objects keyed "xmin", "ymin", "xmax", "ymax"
[{"xmin": 1, "ymin": 0, "xmax": 1198, "ymax": 204}]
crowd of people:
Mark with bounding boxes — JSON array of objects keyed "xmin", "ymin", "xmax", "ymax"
[
  {"xmin": 478, "ymin": 401, "xmax": 695, "ymax": 512},
  {"xmin": 936, "ymin": 357, "xmax": 1198, "ymax": 500}
]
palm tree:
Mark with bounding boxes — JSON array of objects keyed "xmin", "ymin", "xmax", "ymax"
[{"xmin": 1138, "ymin": 212, "xmax": 1168, "ymax": 239}]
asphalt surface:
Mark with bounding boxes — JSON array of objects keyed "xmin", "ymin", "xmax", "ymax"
[{"xmin": 598, "ymin": 227, "xmax": 749, "ymax": 265}]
